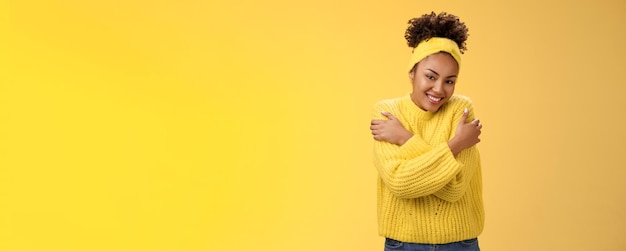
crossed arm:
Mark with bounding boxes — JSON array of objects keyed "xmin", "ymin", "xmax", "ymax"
[
  {"xmin": 370, "ymin": 107, "xmax": 483, "ymax": 201},
  {"xmin": 370, "ymin": 109, "xmax": 482, "ymax": 156}
]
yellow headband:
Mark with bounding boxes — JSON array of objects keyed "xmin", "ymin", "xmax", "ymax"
[{"xmin": 408, "ymin": 37, "xmax": 462, "ymax": 72}]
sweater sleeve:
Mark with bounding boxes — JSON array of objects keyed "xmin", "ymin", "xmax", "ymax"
[
  {"xmin": 432, "ymin": 147, "xmax": 480, "ymax": 202},
  {"xmin": 373, "ymin": 139, "xmax": 463, "ymax": 199},
  {"xmin": 432, "ymin": 98, "xmax": 481, "ymax": 202},
  {"xmin": 372, "ymin": 101, "xmax": 464, "ymax": 199}
]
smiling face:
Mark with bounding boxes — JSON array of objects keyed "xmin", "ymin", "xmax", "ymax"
[{"xmin": 409, "ymin": 52, "xmax": 459, "ymax": 112}]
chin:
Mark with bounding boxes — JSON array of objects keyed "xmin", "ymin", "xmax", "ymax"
[{"xmin": 426, "ymin": 102, "xmax": 447, "ymax": 112}]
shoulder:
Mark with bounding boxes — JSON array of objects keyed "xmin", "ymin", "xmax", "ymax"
[
  {"xmin": 447, "ymin": 94, "xmax": 474, "ymax": 109},
  {"xmin": 372, "ymin": 96, "xmax": 404, "ymax": 111},
  {"xmin": 371, "ymin": 96, "xmax": 405, "ymax": 119},
  {"xmin": 448, "ymin": 94, "xmax": 473, "ymax": 105},
  {"xmin": 444, "ymin": 94, "xmax": 476, "ymax": 120}
]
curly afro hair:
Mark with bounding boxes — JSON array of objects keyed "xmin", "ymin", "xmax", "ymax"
[{"xmin": 405, "ymin": 12, "xmax": 469, "ymax": 53}]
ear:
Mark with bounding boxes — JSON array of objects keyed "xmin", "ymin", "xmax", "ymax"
[{"xmin": 408, "ymin": 64, "xmax": 417, "ymax": 80}]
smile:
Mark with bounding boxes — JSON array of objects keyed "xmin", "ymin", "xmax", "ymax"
[{"xmin": 427, "ymin": 94, "xmax": 443, "ymax": 103}]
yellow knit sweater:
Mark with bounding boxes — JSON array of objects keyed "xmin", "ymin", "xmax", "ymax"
[{"xmin": 372, "ymin": 93, "xmax": 484, "ymax": 244}]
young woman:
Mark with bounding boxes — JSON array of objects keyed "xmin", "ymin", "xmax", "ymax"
[{"xmin": 370, "ymin": 12, "xmax": 484, "ymax": 251}]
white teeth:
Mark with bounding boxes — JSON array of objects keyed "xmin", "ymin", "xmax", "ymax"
[{"xmin": 427, "ymin": 95, "xmax": 442, "ymax": 102}]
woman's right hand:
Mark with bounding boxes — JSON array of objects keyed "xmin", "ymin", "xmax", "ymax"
[
  {"xmin": 370, "ymin": 111, "xmax": 413, "ymax": 146},
  {"xmin": 448, "ymin": 108, "xmax": 482, "ymax": 157}
]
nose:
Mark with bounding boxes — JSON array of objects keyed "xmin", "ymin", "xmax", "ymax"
[{"xmin": 431, "ymin": 81, "xmax": 443, "ymax": 94}]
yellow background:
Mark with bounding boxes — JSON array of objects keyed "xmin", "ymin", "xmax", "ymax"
[{"xmin": 1, "ymin": 0, "xmax": 625, "ymax": 250}]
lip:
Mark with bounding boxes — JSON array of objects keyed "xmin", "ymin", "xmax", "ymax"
[{"xmin": 426, "ymin": 94, "xmax": 444, "ymax": 104}]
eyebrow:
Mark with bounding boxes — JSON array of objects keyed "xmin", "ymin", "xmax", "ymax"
[{"xmin": 426, "ymin": 68, "xmax": 457, "ymax": 78}]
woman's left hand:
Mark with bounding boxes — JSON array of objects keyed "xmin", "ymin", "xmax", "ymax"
[{"xmin": 370, "ymin": 112, "xmax": 413, "ymax": 145}]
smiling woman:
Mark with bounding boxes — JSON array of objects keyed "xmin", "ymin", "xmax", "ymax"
[
  {"xmin": 370, "ymin": 12, "xmax": 484, "ymax": 251},
  {"xmin": 2, "ymin": 0, "xmax": 625, "ymax": 250},
  {"xmin": 408, "ymin": 52, "xmax": 459, "ymax": 112}
]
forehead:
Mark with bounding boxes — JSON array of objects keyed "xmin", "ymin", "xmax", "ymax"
[{"xmin": 418, "ymin": 52, "xmax": 459, "ymax": 74}]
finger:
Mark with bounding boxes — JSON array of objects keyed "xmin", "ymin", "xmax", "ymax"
[
  {"xmin": 381, "ymin": 111, "xmax": 396, "ymax": 120},
  {"xmin": 371, "ymin": 119, "xmax": 384, "ymax": 125},
  {"xmin": 477, "ymin": 123, "xmax": 483, "ymax": 129},
  {"xmin": 471, "ymin": 118, "xmax": 479, "ymax": 125}
]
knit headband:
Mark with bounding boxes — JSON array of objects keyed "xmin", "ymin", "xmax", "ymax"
[{"xmin": 408, "ymin": 37, "xmax": 462, "ymax": 72}]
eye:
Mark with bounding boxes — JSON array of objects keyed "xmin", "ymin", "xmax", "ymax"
[
  {"xmin": 446, "ymin": 80, "xmax": 456, "ymax": 85},
  {"xmin": 426, "ymin": 75, "xmax": 435, "ymax": 80}
]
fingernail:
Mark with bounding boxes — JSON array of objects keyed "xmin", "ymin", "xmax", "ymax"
[{"xmin": 464, "ymin": 108, "xmax": 468, "ymax": 113}]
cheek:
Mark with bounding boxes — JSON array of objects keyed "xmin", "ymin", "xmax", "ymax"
[
  {"xmin": 410, "ymin": 80, "xmax": 421, "ymax": 90},
  {"xmin": 413, "ymin": 78, "xmax": 429, "ymax": 89},
  {"xmin": 445, "ymin": 85, "xmax": 456, "ymax": 94}
]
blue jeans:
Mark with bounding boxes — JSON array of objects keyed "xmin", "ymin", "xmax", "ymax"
[{"xmin": 384, "ymin": 238, "xmax": 480, "ymax": 251}]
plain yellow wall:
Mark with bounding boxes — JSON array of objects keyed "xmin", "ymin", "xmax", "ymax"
[{"xmin": 1, "ymin": 0, "xmax": 625, "ymax": 250}]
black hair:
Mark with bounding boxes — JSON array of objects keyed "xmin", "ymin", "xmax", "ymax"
[{"xmin": 405, "ymin": 12, "xmax": 469, "ymax": 53}]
